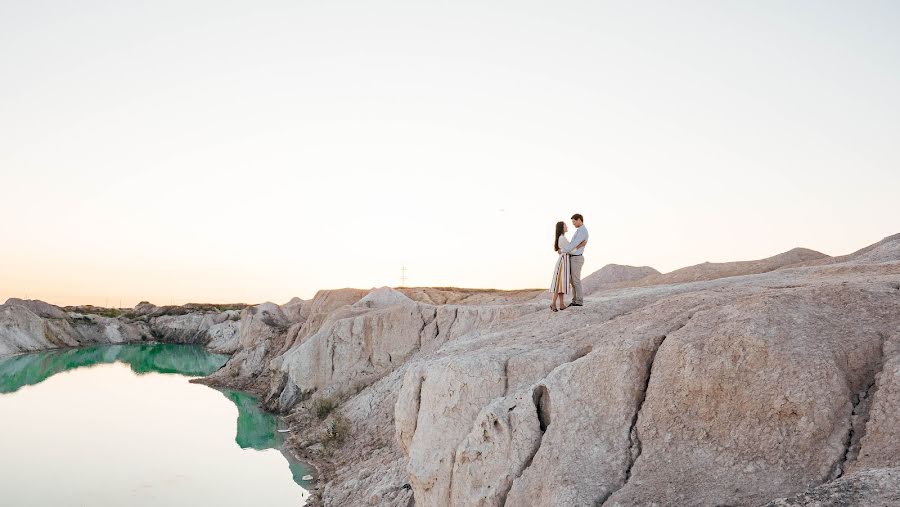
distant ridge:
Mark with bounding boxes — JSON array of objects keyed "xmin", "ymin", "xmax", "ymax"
[
  {"xmin": 584, "ymin": 233, "xmax": 900, "ymax": 291},
  {"xmin": 582, "ymin": 264, "xmax": 660, "ymax": 295},
  {"xmin": 779, "ymin": 232, "xmax": 900, "ymax": 269},
  {"xmin": 584, "ymin": 247, "xmax": 829, "ymax": 292}
]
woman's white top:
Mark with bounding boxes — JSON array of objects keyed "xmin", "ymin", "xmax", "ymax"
[
  {"xmin": 557, "ymin": 235, "xmax": 570, "ymax": 254},
  {"xmin": 550, "ymin": 235, "xmax": 572, "ymax": 294}
]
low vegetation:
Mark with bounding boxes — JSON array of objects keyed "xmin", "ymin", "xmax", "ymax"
[
  {"xmin": 63, "ymin": 306, "xmax": 124, "ymax": 318},
  {"xmin": 313, "ymin": 397, "xmax": 336, "ymax": 419},
  {"xmin": 322, "ymin": 412, "xmax": 349, "ymax": 449}
]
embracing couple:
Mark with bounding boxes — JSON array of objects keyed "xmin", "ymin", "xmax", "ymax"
[{"xmin": 549, "ymin": 213, "xmax": 589, "ymax": 312}]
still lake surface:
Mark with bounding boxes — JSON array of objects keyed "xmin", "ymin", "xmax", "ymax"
[{"xmin": 0, "ymin": 343, "xmax": 311, "ymax": 506}]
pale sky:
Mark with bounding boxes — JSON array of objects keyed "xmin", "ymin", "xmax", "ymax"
[{"xmin": 2, "ymin": 1, "xmax": 898, "ymax": 307}]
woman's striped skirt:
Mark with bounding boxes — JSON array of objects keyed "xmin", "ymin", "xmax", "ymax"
[{"xmin": 549, "ymin": 253, "xmax": 571, "ymax": 294}]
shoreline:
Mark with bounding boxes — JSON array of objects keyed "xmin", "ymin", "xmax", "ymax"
[{"xmin": 0, "ymin": 342, "xmax": 320, "ymax": 504}]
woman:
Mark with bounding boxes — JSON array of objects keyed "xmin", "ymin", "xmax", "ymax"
[{"xmin": 549, "ymin": 221, "xmax": 571, "ymax": 312}]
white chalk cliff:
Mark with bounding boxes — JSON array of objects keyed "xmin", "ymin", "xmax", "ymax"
[{"xmin": 2, "ymin": 233, "xmax": 900, "ymax": 506}]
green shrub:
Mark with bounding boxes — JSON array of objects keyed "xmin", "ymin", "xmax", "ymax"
[
  {"xmin": 323, "ymin": 413, "xmax": 349, "ymax": 448},
  {"xmin": 313, "ymin": 398, "xmax": 336, "ymax": 419}
]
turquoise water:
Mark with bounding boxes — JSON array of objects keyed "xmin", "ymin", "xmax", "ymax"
[{"xmin": 0, "ymin": 344, "xmax": 311, "ymax": 506}]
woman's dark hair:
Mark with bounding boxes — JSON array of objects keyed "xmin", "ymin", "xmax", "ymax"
[{"xmin": 554, "ymin": 221, "xmax": 565, "ymax": 252}]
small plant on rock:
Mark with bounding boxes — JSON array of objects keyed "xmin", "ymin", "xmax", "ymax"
[
  {"xmin": 313, "ymin": 398, "xmax": 336, "ymax": 419},
  {"xmin": 322, "ymin": 412, "xmax": 349, "ymax": 449}
]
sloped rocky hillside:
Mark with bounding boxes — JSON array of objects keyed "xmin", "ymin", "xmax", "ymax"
[{"xmin": 2, "ymin": 233, "xmax": 899, "ymax": 506}]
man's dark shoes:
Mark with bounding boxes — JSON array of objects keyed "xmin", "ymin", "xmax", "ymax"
[{"xmin": 569, "ymin": 303, "xmax": 584, "ymax": 307}]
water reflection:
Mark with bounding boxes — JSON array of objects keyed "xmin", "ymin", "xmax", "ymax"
[
  {"xmin": 0, "ymin": 343, "xmax": 229, "ymax": 393},
  {"xmin": 0, "ymin": 344, "xmax": 312, "ymax": 504},
  {"xmin": 222, "ymin": 388, "xmax": 313, "ymax": 485}
]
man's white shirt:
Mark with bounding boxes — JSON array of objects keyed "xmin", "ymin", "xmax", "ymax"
[{"xmin": 564, "ymin": 225, "xmax": 589, "ymax": 256}]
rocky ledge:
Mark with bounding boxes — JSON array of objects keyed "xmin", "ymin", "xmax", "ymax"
[{"xmin": 1, "ymin": 232, "xmax": 899, "ymax": 506}]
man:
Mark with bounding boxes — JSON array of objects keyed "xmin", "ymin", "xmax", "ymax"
[{"xmin": 560, "ymin": 213, "xmax": 588, "ymax": 306}]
